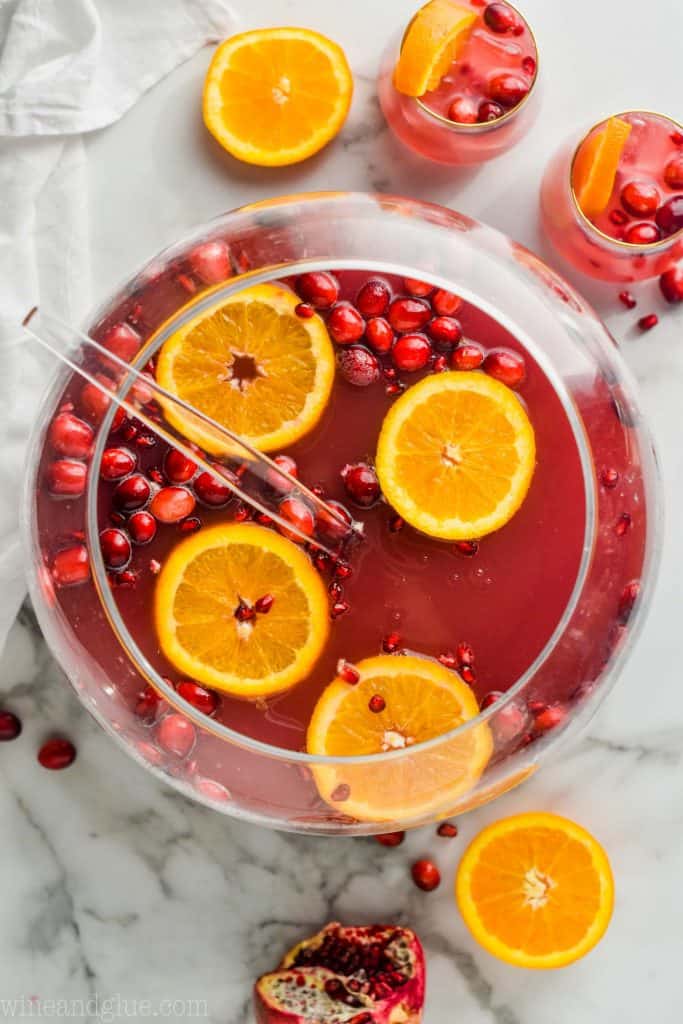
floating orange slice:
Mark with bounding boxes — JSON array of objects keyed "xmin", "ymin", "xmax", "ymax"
[
  {"xmin": 456, "ymin": 812, "xmax": 614, "ymax": 968},
  {"xmin": 394, "ymin": 0, "xmax": 477, "ymax": 97},
  {"xmin": 307, "ymin": 655, "xmax": 491, "ymax": 822},
  {"xmin": 572, "ymin": 116, "xmax": 632, "ymax": 220},
  {"xmin": 155, "ymin": 523, "xmax": 329, "ymax": 698},
  {"xmin": 376, "ymin": 372, "xmax": 536, "ymax": 541},
  {"xmin": 155, "ymin": 283, "xmax": 335, "ymax": 455},
  {"xmin": 202, "ymin": 28, "xmax": 353, "ymax": 166}
]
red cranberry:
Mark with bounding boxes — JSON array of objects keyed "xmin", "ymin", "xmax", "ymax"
[
  {"xmin": 194, "ymin": 470, "xmax": 234, "ymax": 506},
  {"xmin": 478, "ymin": 100, "xmax": 504, "ymax": 122},
  {"xmin": 188, "ymin": 240, "xmax": 231, "ymax": 284},
  {"xmin": 296, "ymin": 271, "xmax": 340, "ymax": 309},
  {"xmin": 52, "ymin": 544, "xmax": 90, "ymax": 587},
  {"xmin": 533, "ymin": 703, "xmax": 567, "ymax": 734},
  {"xmin": 295, "ymin": 302, "xmax": 315, "ymax": 319},
  {"xmin": 664, "ymin": 155, "xmax": 683, "ymax": 190},
  {"xmin": 375, "ymin": 831, "xmax": 405, "ymax": 847},
  {"xmin": 38, "ymin": 737, "xmax": 76, "ymax": 770},
  {"xmin": 403, "ymin": 277, "xmax": 434, "ymax": 297},
  {"xmin": 164, "ymin": 448, "xmax": 197, "ymax": 483},
  {"xmin": 128, "ymin": 510, "xmax": 157, "ymax": 545},
  {"xmin": 111, "ymin": 569, "xmax": 137, "ymax": 589},
  {"xmin": 47, "ymin": 459, "xmax": 87, "ymax": 497},
  {"xmin": 521, "ymin": 55, "xmax": 536, "ymax": 76},
  {"xmin": 637, "ymin": 313, "xmax": 658, "ymax": 332},
  {"xmin": 432, "ymin": 289, "xmax": 463, "ymax": 316},
  {"xmin": 328, "ymin": 303, "xmax": 365, "ymax": 345},
  {"xmin": 100, "ymin": 321, "xmax": 141, "ymax": 370},
  {"xmin": 368, "ymin": 694, "xmax": 386, "ymax": 713},
  {"xmin": 451, "ymin": 342, "xmax": 484, "ymax": 370},
  {"xmin": 365, "ymin": 317, "xmax": 394, "ymax": 354},
  {"xmin": 621, "ymin": 180, "xmax": 660, "ymax": 217},
  {"xmin": 392, "ymin": 333, "xmax": 431, "ymax": 372},
  {"xmin": 150, "ymin": 486, "xmax": 196, "ymax": 523},
  {"xmin": 660, "ymin": 266, "xmax": 683, "ymax": 303},
  {"xmin": 437, "ymin": 822, "xmax": 458, "ymax": 838},
  {"xmin": 483, "ymin": 348, "xmax": 525, "ymax": 387},
  {"xmin": 618, "ymin": 579, "xmax": 640, "ymax": 622},
  {"xmin": 179, "ymin": 517, "xmax": 201, "ymax": 535},
  {"xmin": 317, "ymin": 500, "xmax": 354, "ymax": 543},
  {"xmin": 100, "ymin": 528, "xmax": 132, "ymax": 570},
  {"xmin": 113, "ymin": 473, "xmax": 150, "ymax": 511},
  {"xmin": 624, "ymin": 222, "xmax": 662, "ymax": 245},
  {"xmin": 488, "ymin": 73, "xmax": 528, "ymax": 108},
  {"xmin": 356, "ymin": 279, "xmax": 390, "ymax": 317},
  {"xmin": 48, "ymin": 412, "xmax": 93, "ymax": 458},
  {"xmin": 265, "ymin": 454, "xmax": 298, "ymax": 494},
  {"xmin": 337, "ymin": 345, "xmax": 380, "ymax": 387},
  {"xmin": 427, "ymin": 316, "xmax": 462, "ymax": 348},
  {"xmin": 177, "ymin": 681, "xmax": 219, "ymax": 716},
  {"xmin": 0, "ymin": 711, "xmax": 22, "ymax": 741},
  {"xmin": 618, "ymin": 290, "xmax": 637, "ymax": 309},
  {"xmin": 388, "ymin": 297, "xmax": 431, "ymax": 333},
  {"xmin": 341, "ymin": 462, "xmax": 381, "ymax": 507},
  {"xmin": 448, "ymin": 96, "xmax": 478, "ymax": 123},
  {"xmin": 79, "ymin": 376, "xmax": 126, "ymax": 429},
  {"xmin": 483, "ymin": 2, "xmax": 519, "ymax": 32},
  {"xmin": 100, "ymin": 447, "xmax": 136, "ymax": 481},
  {"xmin": 337, "ymin": 659, "xmax": 360, "ymax": 684},
  {"xmin": 278, "ymin": 496, "xmax": 315, "ymax": 541},
  {"xmin": 655, "ymin": 195, "xmax": 683, "ymax": 235},
  {"xmin": 411, "ymin": 859, "xmax": 441, "ymax": 892},
  {"xmin": 156, "ymin": 714, "xmax": 196, "ymax": 757}
]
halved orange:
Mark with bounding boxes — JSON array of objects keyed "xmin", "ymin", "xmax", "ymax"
[
  {"xmin": 203, "ymin": 28, "xmax": 353, "ymax": 166},
  {"xmin": 572, "ymin": 116, "xmax": 632, "ymax": 220},
  {"xmin": 376, "ymin": 371, "xmax": 536, "ymax": 541},
  {"xmin": 155, "ymin": 523, "xmax": 329, "ymax": 697},
  {"xmin": 307, "ymin": 655, "xmax": 492, "ymax": 822},
  {"xmin": 155, "ymin": 283, "xmax": 335, "ymax": 454},
  {"xmin": 394, "ymin": 1, "xmax": 477, "ymax": 97},
  {"xmin": 456, "ymin": 812, "xmax": 614, "ymax": 968}
]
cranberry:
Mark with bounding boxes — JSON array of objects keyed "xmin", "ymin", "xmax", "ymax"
[
  {"xmin": 79, "ymin": 375, "xmax": 126, "ymax": 429},
  {"xmin": 427, "ymin": 316, "xmax": 462, "ymax": 348},
  {"xmin": 156, "ymin": 714, "xmax": 196, "ymax": 757},
  {"xmin": 0, "ymin": 711, "xmax": 21, "ymax": 741},
  {"xmin": 483, "ymin": 2, "xmax": 519, "ymax": 31},
  {"xmin": 478, "ymin": 100, "xmax": 504, "ymax": 122},
  {"xmin": 341, "ymin": 462, "xmax": 381, "ymax": 506},
  {"xmin": 337, "ymin": 345, "xmax": 380, "ymax": 388},
  {"xmin": 610, "ymin": 209, "xmax": 629, "ymax": 226},
  {"xmin": 194, "ymin": 470, "xmax": 234, "ymax": 506},
  {"xmin": 488, "ymin": 73, "xmax": 528, "ymax": 108},
  {"xmin": 265, "ymin": 454, "xmax": 298, "ymax": 494},
  {"xmin": 254, "ymin": 593, "xmax": 275, "ymax": 614},
  {"xmin": 296, "ymin": 271, "xmax": 340, "ymax": 309},
  {"xmin": 392, "ymin": 333, "xmax": 431, "ymax": 372},
  {"xmin": 637, "ymin": 313, "xmax": 658, "ymax": 332},
  {"xmin": 411, "ymin": 859, "xmax": 441, "ymax": 892},
  {"xmin": 655, "ymin": 195, "xmax": 683, "ymax": 235},
  {"xmin": 113, "ymin": 473, "xmax": 150, "ymax": 511},
  {"xmin": 618, "ymin": 290, "xmax": 637, "ymax": 309},
  {"xmin": 100, "ymin": 321, "xmax": 141, "ymax": 370},
  {"xmin": 533, "ymin": 703, "xmax": 567, "ymax": 734},
  {"xmin": 164, "ymin": 448, "xmax": 197, "ymax": 483},
  {"xmin": 659, "ymin": 266, "xmax": 683, "ymax": 303},
  {"xmin": 621, "ymin": 180, "xmax": 660, "ymax": 217},
  {"xmin": 403, "ymin": 277, "xmax": 434, "ymax": 297},
  {"xmin": 375, "ymin": 831, "xmax": 405, "ymax": 847},
  {"xmin": 52, "ymin": 544, "xmax": 90, "ymax": 587},
  {"xmin": 448, "ymin": 96, "xmax": 478, "ymax": 123},
  {"xmin": 128, "ymin": 510, "xmax": 157, "ymax": 545},
  {"xmin": 188, "ymin": 240, "xmax": 231, "ymax": 284},
  {"xmin": 618, "ymin": 579, "xmax": 640, "ymax": 622},
  {"xmin": 179, "ymin": 517, "xmax": 201, "ymax": 535},
  {"xmin": 356, "ymin": 279, "xmax": 391, "ymax": 317},
  {"xmin": 135, "ymin": 685, "xmax": 161, "ymax": 722},
  {"xmin": 38, "ymin": 737, "xmax": 76, "ymax": 770},
  {"xmin": 278, "ymin": 496, "xmax": 315, "ymax": 541},
  {"xmin": 47, "ymin": 459, "xmax": 87, "ymax": 497},
  {"xmin": 483, "ymin": 348, "xmax": 525, "ymax": 387},
  {"xmin": 177, "ymin": 681, "xmax": 219, "ymax": 716},
  {"xmin": 295, "ymin": 301, "xmax": 315, "ymax": 319},
  {"xmin": 432, "ymin": 290, "xmax": 463, "ymax": 316},
  {"xmin": 317, "ymin": 500, "xmax": 354, "ymax": 543},
  {"xmin": 388, "ymin": 297, "xmax": 431, "ymax": 333},
  {"xmin": 48, "ymin": 412, "xmax": 93, "ymax": 458},
  {"xmin": 337, "ymin": 659, "xmax": 360, "ymax": 684},
  {"xmin": 664, "ymin": 155, "xmax": 683, "ymax": 190},
  {"xmin": 368, "ymin": 694, "xmax": 386, "ymax": 713},
  {"xmin": 451, "ymin": 342, "xmax": 484, "ymax": 370},
  {"xmin": 150, "ymin": 486, "xmax": 196, "ymax": 523},
  {"xmin": 521, "ymin": 55, "xmax": 536, "ymax": 76},
  {"xmin": 100, "ymin": 447, "xmax": 136, "ymax": 481},
  {"xmin": 382, "ymin": 631, "xmax": 402, "ymax": 653},
  {"xmin": 365, "ymin": 317, "xmax": 394, "ymax": 354},
  {"xmin": 437, "ymin": 822, "xmax": 458, "ymax": 838},
  {"xmin": 99, "ymin": 528, "xmax": 132, "ymax": 570},
  {"xmin": 624, "ymin": 222, "xmax": 661, "ymax": 245},
  {"xmin": 328, "ymin": 303, "xmax": 365, "ymax": 345}
]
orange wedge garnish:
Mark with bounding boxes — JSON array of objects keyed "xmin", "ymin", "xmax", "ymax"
[
  {"xmin": 572, "ymin": 116, "xmax": 632, "ymax": 220},
  {"xmin": 394, "ymin": 0, "xmax": 477, "ymax": 97},
  {"xmin": 202, "ymin": 28, "xmax": 353, "ymax": 166},
  {"xmin": 456, "ymin": 812, "xmax": 614, "ymax": 968}
]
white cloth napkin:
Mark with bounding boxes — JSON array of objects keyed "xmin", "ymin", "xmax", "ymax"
[{"xmin": 0, "ymin": 0, "xmax": 235, "ymax": 655}]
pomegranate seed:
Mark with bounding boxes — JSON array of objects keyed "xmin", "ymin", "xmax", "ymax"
[
  {"xmin": 610, "ymin": 209, "xmax": 629, "ymax": 226},
  {"xmin": 388, "ymin": 513, "xmax": 404, "ymax": 533},
  {"xmin": 533, "ymin": 703, "xmax": 567, "ymax": 733},
  {"xmin": 156, "ymin": 714, "xmax": 196, "ymax": 757},
  {"xmin": 427, "ymin": 316, "xmax": 462, "ymax": 348},
  {"xmin": 483, "ymin": 348, "xmax": 525, "ymax": 388},
  {"xmin": 456, "ymin": 641, "xmax": 475, "ymax": 667},
  {"xmin": 278, "ymin": 496, "xmax": 315, "ymax": 541},
  {"xmin": 438, "ymin": 651, "xmax": 458, "ymax": 669},
  {"xmin": 659, "ymin": 266, "xmax": 683, "ymax": 303},
  {"xmin": 451, "ymin": 342, "xmax": 484, "ymax": 370},
  {"xmin": 637, "ymin": 313, "xmax": 658, "ymax": 332},
  {"xmin": 664, "ymin": 155, "xmax": 683, "ymax": 190},
  {"xmin": 333, "ymin": 560, "xmax": 353, "ymax": 580},
  {"xmin": 615, "ymin": 512, "xmax": 632, "ymax": 536},
  {"xmin": 0, "ymin": 711, "xmax": 21, "ymax": 741},
  {"xmin": 388, "ymin": 297, "xmax": 431, "ymax": 333},
  {"xmin": 328, "ymin": 303, "xmax": 365, "ymax": 345},
  {"xmin": 365, "ymin": 317, "xmax": 394, "ymax": 354},
  {"xmin": 403, "ymin": 277, "xmax": 434, "ymax": 297},
  {"xmin": 624, "ymin": 222, "xmax": 661, "ymax": 245},
  {"xmin": 100, "ymin": 447, "xmax": 136, "ymax": 481},
  {"xmin": 295, "ymin": 301, "xmax": 315, "ymax": 318},
  {"xmin": 337, "ymin": 345, "xmax": 380, "ymax": 387},
  {"xmin": 460, "ymin": 665, "xmax": 476, "ymax": 685},
  {"xmin": 99, "ymin": 321, "xmax": 141, "ymax": 371},
  {"xmin": 375, "ymin": 831, "xmax": 405, "ymax": 847},
  {"xmin": 234, "ymin": 599, "xmax": 255, "ymax": 623},
  {"xmin": 384, "ymin": 366, "xmax": 397, "ymax": 381},
  {"xmin": 47, "ymin": 459, "xmax": 87, "ymax": 497},
  {"xmin": 341, "ymin": 462, "xmax": 380, "ymax": 506},
  {"xmin": 382, "ymin": 631, "xmax": 402, "ymax": 653},
  {"xmin": 356, "ymin": 279, "xmax": 391, "ymax": 317},
  {"xmin": 618, "ymin": 290, "xmax": 637, "ymax": 309},
  {"xmin": 337, "ymin": 659, "xmax": 360, "ymax": 684},
  {"xmin": 317, "ymin": 500, "xmax": 354, "ymax": 543},
  {"xmin": 188, "ymin": 240, "xmax": 231, "ymax": 285},
  {"xmin": 254, "ymin": 593, "xmax": 274, "ymax": 614},
  {"xmin": 296, "ymin": 271, "xmax": 340, "ymax": 309},
  {"xmin": 455, "ymin": 539, "xmax": 479, "ymax": 556},
  {"xmin": 328, "ymin": 580, "xmax": 344, "ymax": 601},
  {"xmin": 121, "ymin": 421, "xmax": 138, "ymax": 442},
  {"xmin": 176, "ymin": 680, "xmax": 219, "ymax": 716},
  {"xmin": 331, "ymin": 783, "xmax": 351, "ymax": 802},
  {"xmin": 481, "ymin": 690, "xmax": 502, "ymax": 710},
  {"xmin": 194, "ymin": 470, "xmax": 234, "ymax": 506},
  {"xmin": 448, "ymin": 96, "xmax": 478, "ymax": 123},
  {"xmin": 521, "ymin": 55, "xmax": 536, "ymax": 76},
  {"xmin": 233, "ymin": 502, "xmax": 251, "ymax": 522},
  {"xmin": 411, "ymin": 859, "xmax": 441, "ymax": 892},
  {"xmin": 437, "ymin": 822, "xmax": 458, "ymax": 838},
  {"xmin": 149, "ymin": 559, "xmax": 161, "ymax": 575},
  {"xmin": 621, "ymin": 180, "xmax": 660, "ymax": 217},
  {"xmin": 128, "ymin": 510, "xmax": 157, "ymax": 545},
  {"xmin": 331, "ymin": 600, "xmax": 350, "ymax": 619},
  {"xmin": 79, "ymin": 376, "xmax": 126, "ymax": 429},
  {"xmin": 177, "ymin": 272, "xmax": 197, "ymax": 294},
  {"xmin": 671, "ymin": 131, "xmax": 683, "ymax": 146},
  {"xmin": 164, "ymin": 448, "xmax": 197, "ymax": 483},
  {"xmin": 52, "ymin": 544, "xmax": 90, "ymax": 587},
  {"xmin": 392, "ymin": 333, "xmax": 431, "ymax": 372},
  {"xmin": 135, "ymin": 685, "xmax": 160, "ymax": 722},
  {"xmin": 433, "ymin": 354, "xmax": 448, "ymax": 373},
  {"xmin": 265, "ymin": 454, "xmax": 298, "ymax": 494},
  {"xmin": 38, "ymin": 737, "xmax": 76, "ymax": 770},
  {"xmin": 112, "ymin": 473, "xmax": 150, "ymax": 511},
  {"xmin": 110, "ymin": 569, "xmax": 137, "ymax": 589},
  {"xmin": 99, "ymin": 528, "xmax": 132, "ymax": 570},
  {"xmin": 150, "ymin": 486, "xmax": 195, "ymax": 524},
  {"xmin": 488, "ymin": 73, "xmax": 528, "ymax": 108},
  {"xmin": 655, "ymin": 195, "xmax": 683, "ymax": 236},
  {"xmin": 618, "ymin": 579, "xmax": 640, "ymax": 622},
  {"xmin": 135, "ymin": 432, "xmax": 157, "ymax": 449},
  {"xmin": 432, "ymin": 290, "xmax": 463, "ymax": 316},
  {"xmin": 600, "ymin": 467, "xmax": 620, "ymax": 489},
  {"xmin": 478, "ymin": 100, "xmax": 504, "ymax": 122},
  {"xmin": 368, "ymin": 694, "xmax": 386, "ymax": 713},
  {"xmin": 48, "ymin": 412, "xmax": 93, "ymax": 458}
]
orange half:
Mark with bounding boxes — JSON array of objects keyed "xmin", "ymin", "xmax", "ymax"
[
  {"xmin": 572, "ymin": 116, "xmax": 632, "ymax": 220},
  {"xmin": 394, "ymin": 0, "xmax": 477, "ymax": 97}
]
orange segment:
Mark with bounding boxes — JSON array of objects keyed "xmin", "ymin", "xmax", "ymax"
[
  {"xmin": 456, "ymin": 812, "xmax": 614, "ymax": 968},
  {"xmin": 202, "ymin": 28, "xmax": 353, "ymax": 166},
  {"xmin": 572, "ymin": 116, "xmax": 632, "ymax": 220},
  {"xmin": 394, "ymin": 0, "xmax": 477, "ymax": 97},
  {"xmin": 155, "ymin": 283, "xmax": 335, "ymax": 455},
  {"xmin": 375, "ymin": 372, "xmax": 536, "ymax": 541},
  {"xmin": 155, "ymin": 523, "xmax": 329, "ymax": 698},
  {"xmin": 307, "ymin": 655, "xmax": 492, "ymax": 822}
]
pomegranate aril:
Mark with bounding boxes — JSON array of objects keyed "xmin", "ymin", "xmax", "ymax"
[
  {"xmin": 610, "ymin": 209, "xmax": 629, "ymax": 226},
  {"xmin": 664, "ymin": 155, "xmax": 683, "ymax": 189},
  {"xmin": 99, "ymin": 528, "xmax": 132, "ymax": 570},
  {"xmin": 659, "ymin": 266, "xmax": 683, "ymax": 303},
  {"xmin": 621, "ymin": 180, "xmax": 660, "ymax": 217},
  {"xmin": 52, "ymin": 544, "xmax": 90, "ymax": 587},
  {"xmin": 432, "ymin": 354, "xmax": 448, "ymax": 373},
  {"xmin": 278, "ymin": 496, "xmax": 315, "ymax": 541},
  {"xmin": 110, "ymin": 569, "xmax": 137, "ymax": 589},
  {"xmin": 337, "ymin": 345, "xmax": 380, "ymax": 387},
  {"xmin": 194, "ymin": 470, "xmax": 234, "ymax": 506},
  {"xmin": 48, "ymin": 412, "xmax": 93, "ymax": 458},
  {"xmin": 618, "ymin": 579, "xmax": 640, "ymax": 622},
  {"xmin": 328, "ymin": 580, "xmax": 344, "ymax": 601},
  {"xmin": 432, "ymin": 289, "xmax": 462, "ymax": 317},
  {"xmin": 375, "ymin": 831, "xmax": 405, "ymax": 847},
  {"xmin": 460, "ymin": 664, "xmax": 476, "ymax": 685},
  {"xmin": 296, "ymin": 271, "xmax": 340, "ymax": 309},
  {"xmin": 328, "ymin": 303, "xmax": 365, "ymax": 345},
  {"xmin": 317, "ymin": 500, "xmax": 353, "ymax": 543},
  {"xmin": 618, "ymin": 290, "xmax": 637, "ymax": 309},
  {"xmin": 176, "ymin": 681, "xmax": 219, "ymax": 716},
  {"xmin": 615, "ymin": 512, "xmax": 632, "ymax": 536},
  {"xmin": 149, "ymin": 559, "xmax": 161, "ymax": 575},
  {"xmin": 448, "ymin": 96, "xmax": 478, "ymax": 123},
  {"xmin": 337, "ymin": 659, "xmax": 360, "ymax": 684},
  {"xmin": 655, "ymin": 195, "xmax": 683, "ymax": 236},
  {"xmin": 637, "ymin": 313, "xmax": 658, "ymax": 332},
  {"xmin": 150, "ymin": 486, "xmax": 196, "ymax": 523},
  {"xmin": 388, "ymin": 297, "xmax": 431, "ymax": 333},
  {"xmin": 403, "ymin": 277, "xmax": 434, "ymax": 297},
  {"xmin": 451, "ymin": 342, "xmax": 484, "ymax": 370},
  {"xmin": 164, "ymin": 448, "xmax": 197, "ymax": 483},
  {"xmin": 156, "ymin": 714, "xmax": 196, "ymax": 757},
  {"xmin": 368, "ymin": 694, "xmax": 386, "ymax": 713},
  {"xmin": 455, "ymin": 539, "xmax": 479, "ymax": 556},
  {"xmin": 392, "ymin": 333, "xmax": 431, "ymax": 372},
  {"xmin": 382, "ymin": 631, "xmax": 402, "ymax": 653},
  {"xmin": 0, "ymin": 711, "xmax": 21, "ymax": 741},
  {"xmin": 438, "ymin": 651, "xmax": 458, "ymax": 669},
  {"xmin": 481, "ymin": 690, "xmax": 502, "ymax": 710},
  {"xmin": 483, "ymin": 348, "xmax": 525, "ymax": 388},
  {"xmin": 356, "ymin": 279, "xmax": 391, "ymax": 317},
  {"xmin": 333, "ymin": 560, "xmax": 353, "ymax": 580},
  {"xmin": 365, "ymin": 317, "xmax": 394, "ymax": 354},
  {"xmin": 135, "ymin": 432, "xmax": 157, "ymax": 449},
  {"xmin": 341, "ymin": 462, "xmax": 381, "ymax": 506},
  {"xmin": 254, "ymin": 593, "xmax": 275, "ymax": 614},
  {"xmin": 521, "ymin": 55, "xmax": 536, "ymax": 76},
  {"xmin": 533, "ymin": 703, "xmax": 567, "ymax": 733},
  {"xmin": 331, "ymin": 600, "xmax": 350, "ymax": 620},
  {"xmin": 331, "ymin": 783, "xmax": 351, "ymax": 802},
  {"xmin": 113, "ymin": 473, "xmax": 150, "ymax": 511},
  {"xmin": 388, "ymin": 513, "xmax": 404, "ymax": 533},
  {"xmin": 600, "ymin": 467, "xmax": 620, "ymax": 489},
  {"xmin": 188, "ymin": 240, "xmax": 231, "ymax": 284},
  {"xmin": 411, "ymin": 859, "xmax": 440, "ymax": 892},
  {"xmin": 427, "ymin": 316, "xmax": 462, "ymax": 348},
  {"xmin": 135, "ymin": 685, "xmax": 160, "ymax": 722},
  {"xmin": 456, "ymin": 641, "xmax": 475, "ymax": 667},
  {"xmin": 624, "ymin": 222, "xmax": 661, "ymax": 245},
  {"xmin": 295, "ymin": 301, "xmax": 315, "ymax": 319},
  {"xmin": 478, "ymin": 100, "xmax": 504, "ymax": 122},
  {"xmin": 47, "ymin": 459, "xmax": 87, "ymax": 497},
  {"xmin": 100, "ymin": 447, "xmax": 136, "ymax": 481},
  {"xmin": 437, "ymin": 822, "xmax": 458, "ymax": 838},
  {"xmin": 488, "ymin": 73, "xmax": 528, "ymax": 108},
  {"xmin": 38, "ymin": 737, "xmax": 76, "ymax": 770}
]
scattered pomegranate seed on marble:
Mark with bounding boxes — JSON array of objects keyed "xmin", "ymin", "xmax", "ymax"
[
  {"xmin": 38, "ymin": 737, "xmax": 76, "ymax": 770},
  {"xmin": 618, "ymin": 290, "xmax": 637, "ymax": 309},
  {"xmin": 411, "ymin": 859, "xmax": 441, "ymax": 892},
  {"xmin": 375, "ymin": 831, "xmax": 405, "ymax": 847},
  {"xmin": 437, "ymin": 822, "xmax": 458, "ymax": 838},
  {"xmin": 0, "ymin": 711, "xmax": 22, "ymax": 741},
  {"xmin": 637, "ymin": 313, "xmax": 658, "ymax": 332}
]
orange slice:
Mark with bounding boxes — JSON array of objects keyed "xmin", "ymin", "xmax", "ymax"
[
  {"xmin": 375, "ymin": 371, "xmax": 536, "ymax": 541},
  {"xmin": 456, "ymin": 812, "xmax": 614, "ymax": 968},
  {"xmin": 202, "ymin": 28, "xmax": 353, "ymax": 166},
  {"xmin": 572, "ymin": 116, "xmax": 632, "ymax": 220},
  {"xmin": 394, "ymin": 1, "xmax": 477, "ymax": 97},
  {"xmin": 307, "ymin": 655, "xmax": 492, "ymax": 822},
  {"xmin": 155, "ymin": 523, "xmax": 329, "ymax": 698},
  {"xmin": 155, "ymin": 283, "xmax": 335, "ymax": 455}
]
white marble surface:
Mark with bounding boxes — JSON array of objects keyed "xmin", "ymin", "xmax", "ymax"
[{"xmin": 2, "ymin": 1, "xmax": 683, "ymax": 1021}]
